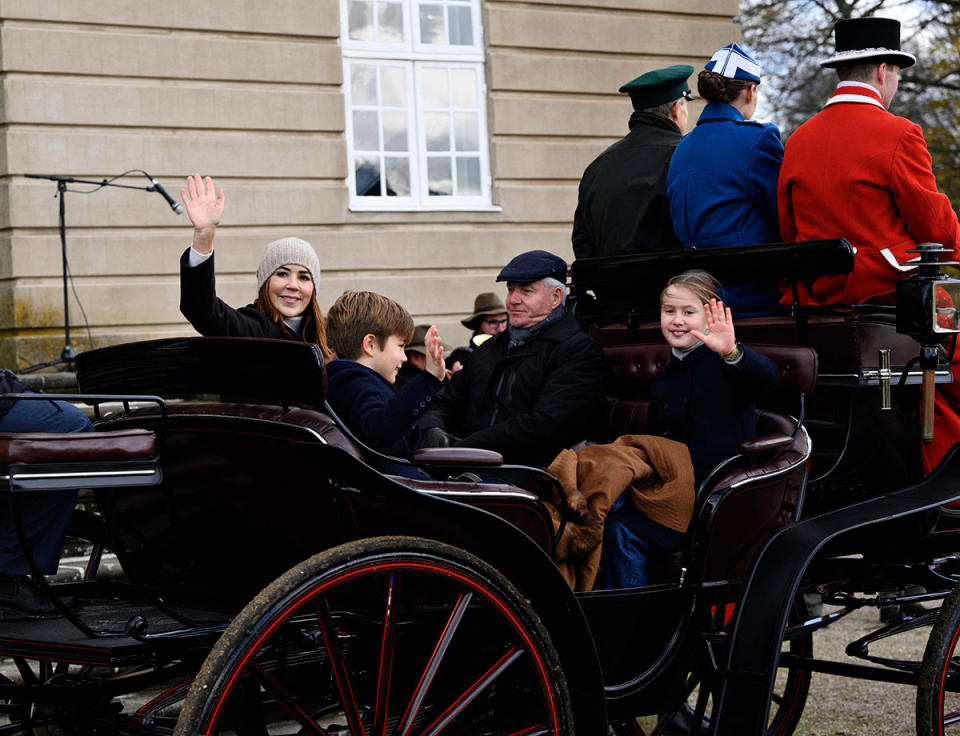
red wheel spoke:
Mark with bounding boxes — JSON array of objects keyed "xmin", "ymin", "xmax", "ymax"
[
  {"xmin": 249, "ymin": 662, "xmax": 328, "ymax": 736},
  {"xmin": 397, "ymin": 592, "xmax": 472, "ymax": 736},
  {"xmin": 314, "ymin": 596, "xmax": 367, "ymax": 736},
  {"xmin": 505, "ymin": 729, "xmax": 551, "ymax": 736},
  {"xmin": 946, "ymin": 710, "xmax": 960, "ymax": 726},
  {"xmin": 419, "ymin": 646, "xmax": 525, "ymax": 736},
  {"xmin": 373, "ymin": 573, "xmax": 400, "ymax": 736}
]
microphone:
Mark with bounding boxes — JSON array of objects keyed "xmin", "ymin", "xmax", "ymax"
[{"xmin": 146, "ymin": 174, "xmax": 184, "ymax": 214}]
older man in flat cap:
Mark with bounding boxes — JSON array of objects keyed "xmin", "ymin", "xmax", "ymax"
[
  {"xmin": 778, "ymin": 17, "xmax": 960, "ymax": 474},
  {"xmin": 420, "ymin": 250, "xmax": 604, "ymax": 467},
  {"xmin": 572, "ymin": 65, "xmax": 694, "ymax": 260}
]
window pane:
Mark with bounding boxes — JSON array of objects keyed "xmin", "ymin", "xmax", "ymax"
[
  {"xmin": 448, "ymin": 5, "xmax": 473, "ymax": 45},
  {"xmin": 385, "ymin": 157, "xmax": 411, "ymax": 196},
  {"xmin": 355, "ymin": 155, "xmax": 381, "ymax": 196},
  {"xmin": 377, "ymin": 1, "xmax": 404, "ymax": 43},
  {"xmin": 453, "ymin": 112, "xmax": 478, "ymax": 151},
  {"xmin": 456, "ymin": 157, "xmax": 481, "ymax": 195},
  {"xmin": 424, "ymin": 112, "xmax": 450, "ymax": 152},
  {"xmin": 421, "ymin": 68, "xmax": 448, "ymax": 108},
  {"xmin": 427, "ymin": 156, "xmax": 452, "ymax": 196},
  {"xmin": 380, "ymin": 66, "xmax": 406, "ymax": 107},
  {"xmin": 351, "ymin": 64, "xmax": 377, "ymax": 106},
  {"xmin": 348, "ymin": 0, "xmax": 374, "ymax": 40},
  {"xmin": 419, "ymin": 3, "xmax": 445, "ymax": 45},
  {"xmin": 382, "ymin": 111, "xmax": 408, "ymax": 151},
  {"xmin": 353, "ymin": 110, "xmax": 380, "ymax": 151},
  {"xmin": 450, "ymin": 69, "xmax": 477, "ymax": 108}
]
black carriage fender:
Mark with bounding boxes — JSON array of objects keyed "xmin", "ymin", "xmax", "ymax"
[{"xmin": 712, "ymin": 446, "xmax": 960, "ymax": 735}]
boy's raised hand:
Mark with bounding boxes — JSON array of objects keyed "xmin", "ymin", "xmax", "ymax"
[
  {"xmin": 689, "ymin": 298, "xmax": 736, "ymax": 357},
  {"xmin": 424, "ymin": 325, "xmax": 446, "ymax": 381}
]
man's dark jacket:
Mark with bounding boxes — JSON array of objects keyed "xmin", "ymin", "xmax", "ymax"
[
  {"xmin": 420, "ymin": 311, "xmax": 604, "ymax": 467},
  {"xmin": 572, "ymin": 111, "xmax": 683, "ymax": 259}
]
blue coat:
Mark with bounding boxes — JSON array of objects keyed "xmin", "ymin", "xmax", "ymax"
[
  {"xmin": 643, "ymin": 343, "xmax": 780, "ymax": 484},
  {"xmin": 325, "ymin": 360, "xmax": 442, "ymax": 479},
  {"xmin": 666, "ymin": 103, "xmax": 784, "ymax": 312}
]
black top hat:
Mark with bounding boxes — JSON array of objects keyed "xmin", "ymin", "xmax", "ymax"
[{"xmin": 820, "ymin": 17, "xmax": 915, "ymax": 69}]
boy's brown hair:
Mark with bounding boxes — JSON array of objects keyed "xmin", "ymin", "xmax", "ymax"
[{"xmin": 326, "ymin": 290, "xmax": 415, "ymax": 360}]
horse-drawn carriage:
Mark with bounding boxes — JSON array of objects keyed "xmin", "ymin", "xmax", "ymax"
[{"xmin": 2, "ymin": 239, "xmax": 960, "ymax": 735}]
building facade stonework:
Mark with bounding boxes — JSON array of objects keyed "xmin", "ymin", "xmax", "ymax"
[{"xmin": 0, "ymin": 0, "xmax": 739, "ymax": 368}]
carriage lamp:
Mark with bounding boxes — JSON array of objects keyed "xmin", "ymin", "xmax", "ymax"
[{"xmin": 896, "ymin": 243, "xmax": 960, "ymax": 441}]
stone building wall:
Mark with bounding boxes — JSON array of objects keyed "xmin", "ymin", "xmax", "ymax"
[{"xmin": 0, "ymin": 0, "xmax": 739, "ymax": 367}]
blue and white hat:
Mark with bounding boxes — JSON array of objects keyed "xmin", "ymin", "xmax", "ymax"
[{"xmin": 704, "ymin": 43, "xmax": 762, "ymax": 84}]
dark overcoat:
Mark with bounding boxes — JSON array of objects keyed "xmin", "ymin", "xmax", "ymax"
[
  {"xmin": 421, "ymin": 311, "xmax": 605, "ymax": 467},
  {"xmin": 644, "ymin": 343, "xmax": 779, "ymax": 483},
  {"xmin": 572, "ymin": 112, "xmax": 683, "ymax": 259}
]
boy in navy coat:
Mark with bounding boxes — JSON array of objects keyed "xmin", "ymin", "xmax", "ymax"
[{"xmin": 324, "ymin": 291, "xmax": 446, "ymax": 478}]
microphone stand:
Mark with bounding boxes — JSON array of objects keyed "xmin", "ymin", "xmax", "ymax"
[{"xmin": 22, "ymin": 173, "xmax": 161, "ymax": 373}]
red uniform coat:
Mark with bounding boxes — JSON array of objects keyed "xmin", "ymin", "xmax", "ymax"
[
  {"xmin": 778, "ymin": 82, "xmax": 959, "ymax": 305},
  {"xmin": 778, "ymin": 81, "xmax": 960, "ymax": 475}
]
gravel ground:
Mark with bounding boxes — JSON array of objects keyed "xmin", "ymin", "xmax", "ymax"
[{"xmin": 792, "ymin": 604, "xmax": 931, "ymax": 735}]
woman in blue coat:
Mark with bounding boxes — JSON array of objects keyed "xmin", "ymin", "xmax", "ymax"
[{"xmin": 666, "ymin": 43, "xmax": 784, "ymax": 313}]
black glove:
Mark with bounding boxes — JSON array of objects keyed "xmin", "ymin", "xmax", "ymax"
[{"xmin": 421, "ymin": 427, "xmax": 460, "ymax": 448}]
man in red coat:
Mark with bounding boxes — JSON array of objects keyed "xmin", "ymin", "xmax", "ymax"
[{"xmin": 778, "ymin": 17, "xmax": 960, "ymax": 473}]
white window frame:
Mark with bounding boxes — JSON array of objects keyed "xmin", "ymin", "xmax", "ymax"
[{"xmin": 340, "ymin": 0, "xmax": 496, "ymax": 211}]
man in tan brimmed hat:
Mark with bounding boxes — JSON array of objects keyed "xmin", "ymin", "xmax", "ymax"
[
  {"xmin": 778, "ymin": 17, "xmax": 960, "ymax": 476},
  {"xmin": 461, "ymin": 292, "xmax": 507, "ymax": 348}
]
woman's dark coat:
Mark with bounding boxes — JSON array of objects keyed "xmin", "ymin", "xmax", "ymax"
[
  {"xmin": 644, "ymin": 343, "xmax": 779, "ymax": 483},
  {"xmin": 179, "ymin": 248, "xmax": 302, "ymax": 340},
  {"xmin": 421, "ymin": 311, "xmax": 605, "ymax": 467}
]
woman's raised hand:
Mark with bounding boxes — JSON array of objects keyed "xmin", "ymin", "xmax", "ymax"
[
  {"xmin": 182, "ymin": 174, "xmax": 224, "ymax": 254},
  {"xmin": 424, "ymin": 325, "xmax": 446, "ymax": 382},
  {"xmin": 689, "ymin": 298, "xmax": 736, "ymax": 357}
]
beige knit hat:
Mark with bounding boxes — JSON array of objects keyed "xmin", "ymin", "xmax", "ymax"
[{"xmin": 256, "ymin": 237, "xmax": 322, "ymax": 290}]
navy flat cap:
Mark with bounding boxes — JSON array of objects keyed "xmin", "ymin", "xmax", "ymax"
[{"xmin": 497, "ymin": 250, "xmax": 568, "ymax": 284}]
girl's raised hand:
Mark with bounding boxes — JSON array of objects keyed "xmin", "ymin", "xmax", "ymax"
[
  {"xmin": 424, "ymin": 325, "xmax": 446, "ymax": 381},
  {"xmin": 689, "ymin": 298, "xmax": 736, "ymax": 357}
]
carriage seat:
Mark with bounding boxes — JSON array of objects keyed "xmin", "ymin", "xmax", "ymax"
[{"xmin": 0, "ymin": 428, "xmax": 156, "ymax": 466}]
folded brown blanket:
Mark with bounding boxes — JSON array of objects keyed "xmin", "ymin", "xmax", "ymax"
[{"xmin": 546, "ymin": 434, "xmax": 695, "ymax": 591}]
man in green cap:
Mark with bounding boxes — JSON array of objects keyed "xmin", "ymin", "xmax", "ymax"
[{"xmin": 572, "ymin": 64, "xmax": 694, "ymax": 259}]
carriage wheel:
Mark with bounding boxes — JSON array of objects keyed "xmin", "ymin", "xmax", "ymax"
[
  {"xmin": 918, "ymin": 581, "xmax": 960, "ymax": 734},
  {"xmin": 628, "ymin": 596, "xmax": 811, "ymax": 736},
  {"xmin": 174, "ymin": 536, "xmax": 573, "ymax": 735}
]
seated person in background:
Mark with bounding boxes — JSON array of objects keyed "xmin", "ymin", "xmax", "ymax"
[
  {"xmin": 179, "ymin": 174, "xmax": 332, "ymax": 359},
  {"xmin": 446, "ymin": 293, "xmax": 508, "ymax": 373},
  {"xmin": 324, "ymin": 292, "xmax": 446, "ymax": 478},
  {"xmin": 0, "ymin": 370, "xmax": 93, "ymax": 614},
  {"xmin": 595, "ymin": 269, "xmax": 780, "ymax": 589},
  {"xmin": 463, "ymin": 292, "xmax": 508, "ymax": 349},
  {"xmin": 420, "ymin": 250, "xmax": 604, "ymax": 468}
]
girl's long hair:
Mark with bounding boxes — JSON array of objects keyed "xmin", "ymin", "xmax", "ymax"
[{"xmin": 256, "ymin": 282, "xmax": 332, "ymax": 359}]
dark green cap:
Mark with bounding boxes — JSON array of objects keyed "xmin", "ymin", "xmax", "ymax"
[{"xmin": 619, "ymin": 64, "xmax": 695, "ymax": 110}]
